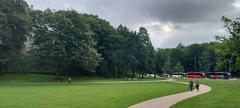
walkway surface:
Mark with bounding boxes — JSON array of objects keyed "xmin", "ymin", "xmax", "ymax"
[{"xmin": 129, "ymin": 81, "xmax": 211, "ymax": 108}]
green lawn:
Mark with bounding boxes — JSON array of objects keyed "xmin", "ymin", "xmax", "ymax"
[
  {"xmin": 0, "ymin": 74, "xmax": 56, "ymax": 83},
  {"xmin": 172, "ymin": 79, "xmax": 240, "ymax": 108},
  {"xmin": 2, "ymin": 74, "xmax": 240, "ymax": 108},
  {"xmin": 0, "ymin": 74, "xmax": 164, "ymax": 83},
  {"xmin": 0, "ymin": 74, "xmax": 187, "ymax": 108}
]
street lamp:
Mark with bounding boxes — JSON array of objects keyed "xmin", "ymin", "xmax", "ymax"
[{"xmin": 229, "ymin": 54, "xmax": 233, "ymax": 73}]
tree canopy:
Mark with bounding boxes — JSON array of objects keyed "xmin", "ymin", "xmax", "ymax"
[{"xmin": 0, "ymin": 0, "xmax": 31, "ymax": 74}]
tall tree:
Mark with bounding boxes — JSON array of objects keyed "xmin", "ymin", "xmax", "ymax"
[
  {"xmin": 202, "ymin": 44, "xmax": 217, "ymax": 72},
  {"xmin": 117, "ymin": 25, "xmax": 140, "ymax": 78},
  {"xmin": 162, "ymin": 57, "xmax": 172, "ymax": 74},
  {"xmin": 156, "ymin": 48, "xmax": 168, "ymax": 74},
  {"xmin": 83, "ymin": 15, "xmax": 124, "ymax": 77},
  {"xmin": 216, "ymin": 16, "xmax": 240, "ymax": 72},
  {"xmin": 184, "ymin": 44, "xmax": 205, "ymax": 72},
  {"xmin": 30, "ymin": 10, "xmax": 101, "ymax": 78},
  {"xmin": 137, "ymin": 27, "xmax": 156, "ymax": 78},
  {"xmin": 0, "ymin": 0, "xmax": 31, "ymax": 74}
]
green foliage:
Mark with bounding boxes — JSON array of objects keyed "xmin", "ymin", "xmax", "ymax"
[
  {"xmin": 26, "ymin": 8, "xmax": 157, "ymax": 78},
  {"xmin": 157, "ymin": 42, "xmax": 226, "ymax": 73},
  {"xmin": 162, "ymin": 57, "xmax": 172, "ymax": 74},
  {"xmin": 116, "ymin": 25, "xmax": 156, "ymax": 78},
  {"xmin": 216, "ymin": 16, "xmax": 240, "ymax": 72},
  {"xmin": 174, "ymin": 62, "xmax": 185, "ymax": 72},
  {"xmin": 184, "ymin": 44, "xmax": 205, "ymax": 72},
  {"xmin": 137, "ymin": 27, "xmax": 156, "ymax": 75},
  {"xmin": 202, "ymin": 44, "xmax": 217, "ymax": 72},
  {"xmin": 216, "ymin": 17, "xmax": 240, "ymax": 57},
  {"xmin": 0, "ymin": 0, "xmax": 31, "ymax": 74},
  {"xmin": 156, "ymin": 48, "xmax": 171, "ymax": 73},
  {"xmin": 30, "ymin": 10, "xmax": 101, "ymax": 76},
  {"xmin": 84, "ymin": 15, "xmax": 124, "ymax": 77}
]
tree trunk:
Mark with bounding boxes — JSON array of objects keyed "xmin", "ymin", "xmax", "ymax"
[
  {"xmin": 132, "ymin": 71, "xmax": 135, "ymax": 79},
  {"xmin": 154, "ymin": 72, "xmax": 156, "ymax": 78},
  {"xmin": 138, "ymin": 72, "xmax": 141, "ymax": 79},
  {"xmin": 56, "ymin": 64, "xmax": 60, "ymax": 80},
  {"xmin": 0, "ymin": 63, "xmax": 2, "ymax": 76},
  {"xmin": 115, "ymin": 66, "xmax": 117, "ymax": 80}
]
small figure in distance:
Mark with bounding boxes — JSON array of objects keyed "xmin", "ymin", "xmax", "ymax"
[
  {"xmin": 60, "ymin": 76, "xmax": 64, "ymax": 83},
  {"xmin": 189, "ymin": 80, "xmax": 194, "ymax": 92},
  {"xmin": 195, "ymin": 80, "xmax": 200, "ymax": 91},
  {"xmin": 68, "ymin": 77, "xmax": 72, "ymax": 84}
]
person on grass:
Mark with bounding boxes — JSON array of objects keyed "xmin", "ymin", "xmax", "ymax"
[
  {"xmin": 60, "ymin": 76, "xmax": 64, "ymax": 83},
  {"xmin": 68, "ymin": 77, "xmax": 72, "ymax": 84},
  {"xmin": 195, "ymin": 80, "xmax": 200, "ymax": 91},
  {"xmin": 189, "ymin": 80, "xmax": 194, "ymax": 91}
]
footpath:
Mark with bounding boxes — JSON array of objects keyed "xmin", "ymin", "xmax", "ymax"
[{"xmin": 129, "ymin": 81, "xmax": 211, "ymax": 108}]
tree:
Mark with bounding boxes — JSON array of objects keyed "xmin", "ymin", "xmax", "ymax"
[
  {"xmin": 30, "ymin": 10, "xmax": 101, "ymax": 78},
  {"xmin": 183, "ymin": 44, "xmax": 205, "ymax": 72},
  {"xmin": 174, "ymin": 62, "xmax": 185, "ymax": 72},
  {"xmin": 137, "ymin": 27, "xmax": 156, "ymax": 78},
  {"xmin": 117, "ymin": 25, "xmax": 140, "ymax": 78},
  {"xmin": 0, "ymin": 0, "xmax": 31, "ymax": 74},
  {"xmin": 169, "ymin": 48, "xmax": 184, "ymax": 69},
  {"xmin": 162, "ymin": 57, "xmax": 172, "ymax": 74},
  {"xmin": 216, "ymin": 16, "xmax": 240, "ymax": 72},
  {"xmin": 202, "ymin": 44, "xmax": 217, "ymax": 72},
  {"xmin": 83, "ymin": 15, "xmax": 124, "ymax": 77}
]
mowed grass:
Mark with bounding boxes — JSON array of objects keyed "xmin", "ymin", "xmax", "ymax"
[
  {"xmin": 0, "ymin": 74, "xmax": 187, "ymax": 108},
  {"xmin": 0, "ymin": 74, "xmax": 164, "ymax": 83},
  {"xmin": 172, "ymin": 79, "xmax": 240, "ymax": 108},
  {"xmin": 0, "ymin": 74, "xmax": 56, "ymax": 83}
]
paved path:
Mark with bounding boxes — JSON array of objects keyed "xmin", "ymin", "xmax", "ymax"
[{"xmin": 129, "ymin": 81, "xmax": 211, "ymax": 108}]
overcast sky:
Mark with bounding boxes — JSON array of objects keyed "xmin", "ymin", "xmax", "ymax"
[{"xmin": 26, "ymin": 0, "xmax": 240, "ymax": 48}]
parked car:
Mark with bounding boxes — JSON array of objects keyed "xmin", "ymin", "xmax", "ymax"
[{"xmin": 171, "ymin": 73, "xmax": 185, "ymax": 79}]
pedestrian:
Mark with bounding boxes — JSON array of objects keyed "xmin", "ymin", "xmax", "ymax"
[
  {"xmin": 60, "ymin": 76, "xmax": 64, "ymax": 83},
  {"xmin": 195, "ymin": 80, "xmax": 200, "ymax": 91},
  {"xmin": 189, "ymin": 80, "xmax": 193, "ymax": 91},
  {"xmin": 68, "ymin": 77, "xmax": 72, "ymax": 84}
]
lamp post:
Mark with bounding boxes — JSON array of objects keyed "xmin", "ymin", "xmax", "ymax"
[
  {"xmin": 115, "ymin": 66, "xmax": 117, "ymax": 80},
  {"xmin": 229, "ymin": 54, "xmax": 233, "ymax": 73}
]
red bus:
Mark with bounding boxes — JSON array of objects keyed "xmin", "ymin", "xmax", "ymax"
[
  {"xmin": 206, "ymin": 72, "xmax": 231, "ymax": 79},
  {"xmin": 186, "ymin": 72, "xmax": 205, "ymax": 79}
]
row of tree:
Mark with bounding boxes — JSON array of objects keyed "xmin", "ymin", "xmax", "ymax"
[
  {"xmin": 0, "ymin": 0, "xmax": 157, "ymax": 79},
  {"xmin": 30, "ymin": 9, "xmax": 157, "ymax": 78},
  {"xmin": 0, "ymin": 0, "xmax": 240, "ymax": 78},
  {"xmin": 156, "ymin": 16, "xmax": 240, "ymax": 76}
]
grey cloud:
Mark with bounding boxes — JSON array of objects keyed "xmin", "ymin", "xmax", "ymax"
[
  {"xmin": 25, "ymin": 0, "xmax": 237, "ymax": 48},
  {"xmin": 141, "ymin": 0, "xmax": 235, "ymax": 23},
  {"xmin": 26, "ymin": 0, "xmax": 237, "ymax": 24},
  {"xmin": 78, "ymin": 0, "xmax": 236, "ymax": 23}
]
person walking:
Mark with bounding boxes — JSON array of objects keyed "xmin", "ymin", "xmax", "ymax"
[
  {"xmin": 189, "ymin": 80, "xmax": 194, "ymax": 91},
  {"xmin": 195, "ymin": 80, "xmax": 200, "ymax": 91},
  {"xmin": 60, "ymin": 76, "xmax": 64, "ymax": 83},
  {"xmin": 68, "ymin": 77, "xmax": 72, "ymax": 84}
]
